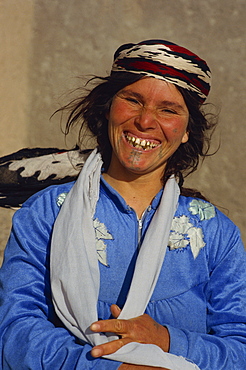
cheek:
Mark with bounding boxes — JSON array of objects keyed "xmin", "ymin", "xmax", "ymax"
[
  {"xmin": 107, "ymin": 109, "xmax": 122, "ymax": 132},
  {"xmin": 108, "ymin": 119, "xmax": 123, "ymax": 149},
  {"xmin": 171, "ymin": 127, "xmax": 188, "ymax": 141},
  {"xmin": 169, "ymin": 117, "xmax": 189, "ymax": 140},
  {"xmin": 110, "ymin": 99, "xmax": 136, "ymax": 124},
  {"xmin": 164, "ymin": 122, "xmax": 187, "ymax": 141}
]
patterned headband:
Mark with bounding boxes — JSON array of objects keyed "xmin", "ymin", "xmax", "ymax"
[{"xmin": 111, "ymin": 39, "xmax": 211, "ymax": 102}]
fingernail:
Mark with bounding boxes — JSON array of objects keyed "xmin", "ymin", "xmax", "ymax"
[
  {"xmin": 90, "ymin": 323, "xmax": 100, "ymax": 331},
  {"xmin": 91, "ymin": 347, "xmax": 102, "ymax": 357}
]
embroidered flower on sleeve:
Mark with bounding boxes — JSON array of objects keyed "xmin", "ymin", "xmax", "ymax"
[
  {"xmin": 93, "ymin": 218, "xmax": 113, "ymax": 267},
  {"xmin": 168, "ymin": 215, "xmax": 205, "ymax": 259},
  {"xmin": 56, "ymin": 192, "xmax": 68, "ymax": 207},
  {"xmin": 189, "ymin": 199, "xmax": 215, "ymax": 221}
]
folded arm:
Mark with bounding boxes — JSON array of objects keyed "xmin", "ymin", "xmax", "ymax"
[{"xmin": 0, "ymin": 197, "xmax": 121, "ymax": 370}]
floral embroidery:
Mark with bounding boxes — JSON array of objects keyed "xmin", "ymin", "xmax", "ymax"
[
  {"xmin": 56, "ymin": 192, "xmax": 68, "ymax": 207},
  {"xmin": 189, "ymin": 199, "xmax": 215, "ymax": 221},
  {"xmin": 168, "ymin": 215, "xmax": 205, "ymax": 259},
  {"xmin": 93, "ymin": 218, "xmax": 113, "ymax": 266}
]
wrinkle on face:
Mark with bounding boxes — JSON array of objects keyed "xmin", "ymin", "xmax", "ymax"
[{"xmin": 107, "ymin": 77, "xmax": 189, "ymax": 181}]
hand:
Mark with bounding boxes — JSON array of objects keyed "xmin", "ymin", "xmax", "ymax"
[{"xmin": 90, "ymin": 304, "xmax": 170, "ymax": 358}]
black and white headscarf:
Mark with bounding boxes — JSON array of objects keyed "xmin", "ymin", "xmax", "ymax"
[{"xmin": 112, "ymin": 39, "xmax": 211, "ymax": 102}]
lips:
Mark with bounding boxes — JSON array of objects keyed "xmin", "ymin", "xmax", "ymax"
[{"xmin": 125, "ymin": 132, "xmax": 160, "ymax": 150}]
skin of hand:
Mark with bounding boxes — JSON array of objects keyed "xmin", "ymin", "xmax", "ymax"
[{"xmin": 90, "ymin": 304, "xmax": 170, "ymax": 359}]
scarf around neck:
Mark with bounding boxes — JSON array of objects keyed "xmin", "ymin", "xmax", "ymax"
[{"xmin": 50, "ymin": 148, "xmax": 200, "ymax": 369}]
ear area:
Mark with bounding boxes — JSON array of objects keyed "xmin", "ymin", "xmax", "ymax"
[{"xmin": 181, "ymin": 131, "xmax": 189, "ymax": 144}]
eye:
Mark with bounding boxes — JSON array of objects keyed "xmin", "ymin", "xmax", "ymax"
[
  {"xmin": 161, "ymin": 108, "xmax": 177, "ymax": 114},
  {"xmin": 125, "ymin": 97, "xmax": 140, "ymax": 105}
]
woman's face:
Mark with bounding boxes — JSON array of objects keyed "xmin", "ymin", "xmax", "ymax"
[{"xmin": 107, "ymin": 77, "xmax": 189, "ymax": 181}]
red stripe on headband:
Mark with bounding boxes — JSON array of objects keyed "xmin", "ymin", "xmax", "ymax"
[{"xmin": 115, "ymin": 59, "xmax": 209, "ymax": 97}]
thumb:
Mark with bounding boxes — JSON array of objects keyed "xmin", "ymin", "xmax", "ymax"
[{"xmin": 110, "ymin": 304, "xmax": 122, "ymax": 318}]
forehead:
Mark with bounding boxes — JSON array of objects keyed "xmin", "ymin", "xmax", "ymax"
[{"xmin": 118, "ymin": 77, "xmax": 188, "ymax": 107}]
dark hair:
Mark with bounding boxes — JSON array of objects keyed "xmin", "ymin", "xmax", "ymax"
[{"xmin": 56, "ymin": 72, "xmax": 217, "ymax": 198}]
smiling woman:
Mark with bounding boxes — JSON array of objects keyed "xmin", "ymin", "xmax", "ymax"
[
  {"xmin": 0, "ymin": 40, "xmax": 245, "ymax": 370},
  {"xmin": 58, "ymin": 42, "xmax": 215, "ymax": 194},
  {"xmin": 104, "ymin": 78, "xmax": 189, "ymax": 216},
  {"xmin": 107, "ymin": 79, "xmax": 189, "ymax": 176}
]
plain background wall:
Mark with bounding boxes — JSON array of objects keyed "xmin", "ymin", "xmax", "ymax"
[{"xmin": 0, "ymin": 0, "xmax": 245, "ymax": 263}]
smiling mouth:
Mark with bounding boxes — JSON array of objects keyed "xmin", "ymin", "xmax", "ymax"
[{"xmin": 125, "ymin": 133, "xmax": 160, "ymax": 150}]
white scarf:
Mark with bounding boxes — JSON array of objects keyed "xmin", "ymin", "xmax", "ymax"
[{"xmin": 50, "ymin": 149, "xmax": 200, "ymax": 369}]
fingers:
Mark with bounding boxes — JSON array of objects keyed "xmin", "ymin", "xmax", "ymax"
[
  {"xmin": 90, "ymin": 311, "xmax": 170, "ymax": 358},
  {"xmin": 90, "ymin": 317, "xmax": 128, "ymax": 335},
  {"xmin": 90, "ymin": 305, "xmax": 127, "ymax": 358},
  {"xmin": 91, "ymin": 337, "xmax": 132, "ymax": 358},
  {"xmin": 110, "ymin": 304, "xmax": 121, "ymax": 318},
  {"xmin": 90, "ymin": 304, "xmax": 122, "ymax": 333}
]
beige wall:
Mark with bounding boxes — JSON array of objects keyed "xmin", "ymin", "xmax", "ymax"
[{"xmin": 0, "ymin": 0, "xmax": 245, "ymax": 262}]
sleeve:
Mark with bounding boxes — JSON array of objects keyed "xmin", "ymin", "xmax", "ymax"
[
  {"xmin": 0, "ymin": 190, "xmax": 121, "ymax": 370},
  {"xmin": 166, "ymin": 212, "xmax": 246, "ymax": 370}
]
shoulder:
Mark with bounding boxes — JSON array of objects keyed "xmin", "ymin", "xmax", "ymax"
[
  {"xmin": 23, "ymin": 181, "xmax": 74, "ymax": 206},
  {"xmin": 13, "ymin": 182, "xmax": 75, "ymax": 225},
  {"xmin": 172, "ymin": 196, "xmax": 244, "ymax": 262},
  {"xmin": 177, "ymin": 195, "xmax": 238, "ymax": 231}
]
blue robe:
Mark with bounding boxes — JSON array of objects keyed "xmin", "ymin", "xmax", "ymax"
[{"xmin": 0, "ymin": 177, "xmax": 246, "ymax": 369}]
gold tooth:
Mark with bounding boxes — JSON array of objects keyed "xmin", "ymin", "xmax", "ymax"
[{"xmin": 127, "ymin": 135, "xmax": 158, "ymax": 149}]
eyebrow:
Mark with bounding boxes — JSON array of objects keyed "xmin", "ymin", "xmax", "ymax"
[
  {"xmin": 159, "ymin": 100, "xmax": 187, "ymax": 112},
  {"xmin": 117, "ymin": 90, "xmax": 142, "ymax": 100},
  {"xmin": 117, "ymin": 90, "xmax": 187, "ymax": 112}
]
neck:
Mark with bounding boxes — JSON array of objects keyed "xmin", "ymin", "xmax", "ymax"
[{"xmin": 102, "ymin": 171, "xmax": 163, "ymax": 218}]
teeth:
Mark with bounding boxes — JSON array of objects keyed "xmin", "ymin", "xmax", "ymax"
[
  {"xmin": 126, "ymin": 134, "xmax": 158, "ymax": 150},
  {"xmin": 141, "ymin": 139, "xmax": 146, "ymax": 147}
]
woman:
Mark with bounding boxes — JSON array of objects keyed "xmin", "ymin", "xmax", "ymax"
[{"xmin": 0, "ymin": 40, "xmax": 245, "ymax": 370}]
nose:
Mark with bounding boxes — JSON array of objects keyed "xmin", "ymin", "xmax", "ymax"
[{"xmin": 134, "ymin": 108, "xmax": 157, "ymax": 131}]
